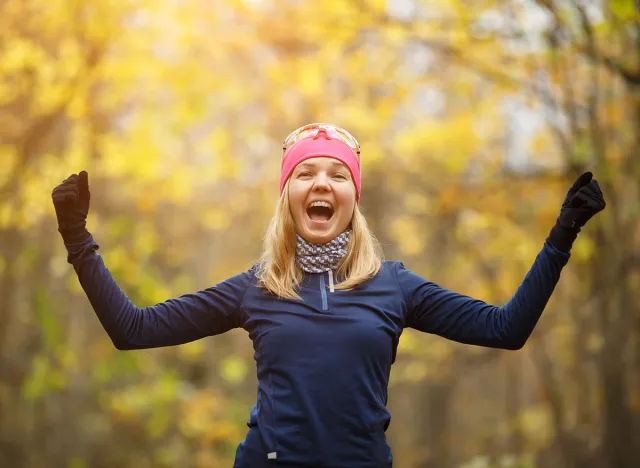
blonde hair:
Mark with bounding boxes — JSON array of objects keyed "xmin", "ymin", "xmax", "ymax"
[{"xmin": 255, "ymin": 182, "xmax": 383, "ymax": 300}]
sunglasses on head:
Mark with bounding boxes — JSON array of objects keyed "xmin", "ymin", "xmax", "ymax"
[{"xmin": 282, "ymin": 123, "xmax": 361, "ymax": 160}]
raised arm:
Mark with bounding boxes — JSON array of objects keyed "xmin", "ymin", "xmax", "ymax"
[
  {"xmin": 398, "ymin": 171, "xmax": 606, "ymax": 350},
  {"xmin": 397, "ymin": 241, "xmax": 569, "ymax": 350},
  {"xmin": 52, "ymin": 171, "xmax": 252, "ymax": 350}
]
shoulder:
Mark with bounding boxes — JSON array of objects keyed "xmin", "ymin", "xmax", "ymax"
[
  {"xmin": 379, "ymin": 260, "xmax": 410, "ymax": 277},
  {"xmin": 381, "ymin": 260, "xmax": 429, "ymax": 292},
  {"xmin": 215, "ymin": 263, "xmax": 260, "ymax": 290},
  {"xmin": 367, "ymin": 260, "xmax": 405, "ymax": 286},
  {"xmin": 379, "ymin": 260, "xmax": 403, "ymax": 275}
]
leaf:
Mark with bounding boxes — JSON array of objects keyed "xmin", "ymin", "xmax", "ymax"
[
  {"xmin": 610, "ymin": 0, "xmax": 637, "ymax": 20},
  {"xmin": 22, "ymin": 355, "xmax": 49, "ymax": 401},
  {"xmin": 34, "ymin": 286, "xmax": 61, "ymax": 350},
  {"xmin": 220, "ymin": 356, "xmax": 248, "ymax": 384},
  {"xmin": 388, "ymin": 216, "xmax": 425, "ymax": 256}
]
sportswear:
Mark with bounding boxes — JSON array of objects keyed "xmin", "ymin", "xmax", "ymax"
[{"xmin": 64, "ymin": 234, "xmax": 570, "ymax": 467}]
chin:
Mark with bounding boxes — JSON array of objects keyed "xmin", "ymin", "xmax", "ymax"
[
  {"xmin": 300, "ymin": 229, "xmax": 334, "ymax": 244},
  {"xmin": 298, "ymin": 218, "xmax": 341, "ymax": 244},
  {"xmin": 306, "ymin": 233, "xmax": 334, "ymax": 244}
]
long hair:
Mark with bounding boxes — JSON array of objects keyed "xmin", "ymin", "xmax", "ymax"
[{"xmin": 255, "ymin": 182, "xmax": 384, "ymax": 299}]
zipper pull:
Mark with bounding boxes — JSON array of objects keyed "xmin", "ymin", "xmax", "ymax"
[{"xmin": 328, "ymin": 270, "xmax": 335, "ymax": 293}]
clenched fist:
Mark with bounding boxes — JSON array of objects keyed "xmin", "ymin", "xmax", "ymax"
[
  {"xmin": 52, "ymin": 171, "xmax": 91, "ymax": 244},
  {"xmin": 547, "ymin": 171, "xmax": 606, "ymax": 252}
]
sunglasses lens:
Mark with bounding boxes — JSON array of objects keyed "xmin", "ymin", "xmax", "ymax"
[
  {"xmin": 283, "ymin": 127, "xmax": 312, "ymax": 151},
  {"xmin": 331, "ymin": 128, "xmax": 358, "ymax": 150}
]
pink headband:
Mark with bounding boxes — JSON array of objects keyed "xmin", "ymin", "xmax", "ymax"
[{"xmin": 279, "ymin": 136, "xmax": 361, "ymax": 202}]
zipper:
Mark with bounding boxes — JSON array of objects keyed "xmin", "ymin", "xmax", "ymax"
[
  {"xmin": 319, "ymin": 274, "xmax": 328, "ymax": 311},
  {"xmin": 319, "ymin": 270, "xmax": 335, "ymax": 312}
]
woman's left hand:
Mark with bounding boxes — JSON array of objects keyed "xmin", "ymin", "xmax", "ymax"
[
  {"xmin": 546, "ymin": 171, "xmax": 606, "ymax": 252},
  {"xmin": 556, "ymin": 171, "xmax": 606, "ymax": 230}
]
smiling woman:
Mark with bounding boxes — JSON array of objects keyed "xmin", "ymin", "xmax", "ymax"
[
  {"xmin": 256, "ymin": 124, "xmax": 382, "ymax": 302},
  {"xmin": 52, "ymin": 122, "xmax": 606, "ymax": 468}
]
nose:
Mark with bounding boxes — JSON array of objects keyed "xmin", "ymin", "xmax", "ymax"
[{"xmin": 312, "ymin": 172, "xmax": 330, "ymax": 192}]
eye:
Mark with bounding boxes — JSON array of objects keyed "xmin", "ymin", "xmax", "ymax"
[
  {"xmin": 297, "ymin": 171, "xmax": 312, "ymax": 178},
  {"xmin": 333, "ymin": 173, "xmax": 348, "ymax": 180}
]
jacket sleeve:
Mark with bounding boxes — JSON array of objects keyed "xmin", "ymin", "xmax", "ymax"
[
  {"xmin": 64, "ymin": 233, "xmax": 253, "ymax": 350},
  {"xmin": 396, "ymin": 241, "xmax": 571, "ymax": 350}
]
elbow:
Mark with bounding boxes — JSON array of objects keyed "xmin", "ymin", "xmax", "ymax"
[
  {"xmin": 113, "ymin": 340, "xmax": 131, "ymax": 351},
  {"xmin": 112, "ymin": 337, "xmax": 136, "ymax": 351},
  {"xmin": 112, "ymin": 335, "xmax": 150, "ymax": 351},
  {"xmin": 505, "ymin": 341, "xmax": 526, "ymax": 351},
  {"xmin": 496, "ymin": 325, "xmax": 529, "ymax": 350},
  {"xmin": 497, "ymin": 311, "xmax": 533, "ymax": 350},
  {"xmin": 502, "ymin": 336, "xmax": 527, "ymax": 351}
]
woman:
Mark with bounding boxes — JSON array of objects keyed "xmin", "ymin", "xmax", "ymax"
[{"xmin": 52, "ymin": 123, "xmax": 606, "ymax": 467}]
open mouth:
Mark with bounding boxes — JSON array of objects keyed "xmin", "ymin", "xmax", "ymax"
[{"xmin": 306, "ymin": 201, "xmax": 334, "ymax": 223}]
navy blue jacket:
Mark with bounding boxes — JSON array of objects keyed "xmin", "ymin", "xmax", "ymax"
[{"xmin": 65, "ymin": 235, "xmax": 570, "ymax": 467}]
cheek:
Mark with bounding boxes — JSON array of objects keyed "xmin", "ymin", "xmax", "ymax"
[
  {"xmin": 287, "ymin": 184, "xmax": 305, "ymax": 214},
  {"xmin": 336, "ymin": 185, "xmax": 357, "ymax": 209}
]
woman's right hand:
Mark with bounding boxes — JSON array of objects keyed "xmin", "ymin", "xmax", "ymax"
[{"xmin": 52, "ymin": 170, "xmax": 91, "ymax": 244}]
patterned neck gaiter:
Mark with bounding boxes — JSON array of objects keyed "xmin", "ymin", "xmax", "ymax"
[{"xmin": 295, "ymin": 229, "xmax": 352, "ymax": 274}]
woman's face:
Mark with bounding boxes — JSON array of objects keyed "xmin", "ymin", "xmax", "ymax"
[{"xmin": 288, "ymin": 157, "xmax": 356, "ymax": 244}]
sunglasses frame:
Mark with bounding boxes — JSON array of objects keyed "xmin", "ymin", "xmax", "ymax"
[{"xmin": 282, "ymin": 123, "xmax": 361, "ymax": 158}]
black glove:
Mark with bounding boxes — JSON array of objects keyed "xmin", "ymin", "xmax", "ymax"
[
  {"xmin": 52, "ymin": 171, "xmax": 91, "ymax": 245},
  {"xmin": 546, "ymin": 171, "xmax": 606, "ymax": 252}
]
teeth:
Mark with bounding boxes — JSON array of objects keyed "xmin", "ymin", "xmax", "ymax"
[{"xmin": 309, "ymin": 201, "xmax": 333, "ymax": 210}]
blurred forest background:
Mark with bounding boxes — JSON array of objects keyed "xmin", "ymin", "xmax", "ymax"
[{"xmin": 1, "ymin": 0, "xmax": 639, "ymax": 467}]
